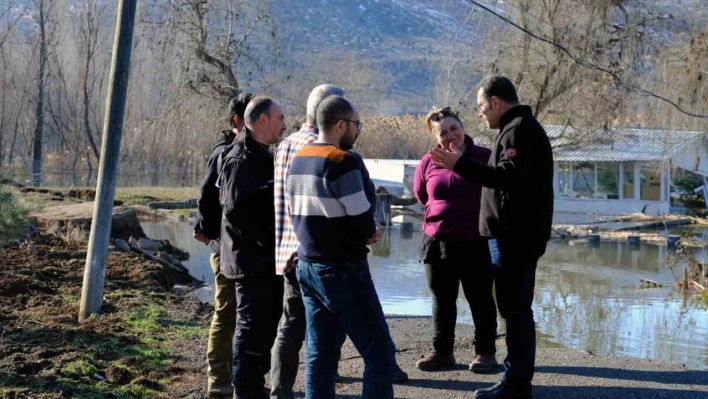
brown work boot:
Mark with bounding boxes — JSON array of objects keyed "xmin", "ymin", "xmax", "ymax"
[
  {"xmin": 207, "ymin": 383, "xmax": 233, "ymax": 398},
  {"xmin": 415, "ymin": 352, "xmax": 455, "ymax": 371},
  {"xmin": 469, "ymin": 354, "xmax": 498, "ymax": 373}
]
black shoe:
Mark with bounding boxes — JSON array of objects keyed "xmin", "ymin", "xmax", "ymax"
[
  {"xmin": 472, "ymin": 381, "xmax": 533, "ymax": 399},
  {"xmin": 393, "ymin": 364, "xmax": 409, "ymax": 383}
]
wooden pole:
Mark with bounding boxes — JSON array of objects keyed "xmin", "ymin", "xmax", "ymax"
[{"xmin": 79, "ymin": 0, "xmax": 137, "ymax": 322}]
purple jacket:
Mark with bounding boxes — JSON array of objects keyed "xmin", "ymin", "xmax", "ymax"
[{"xmin": 414, "ymin": 135, "xmax": 491, "ymax": 241}]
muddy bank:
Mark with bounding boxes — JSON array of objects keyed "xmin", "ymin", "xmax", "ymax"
[{"xmin": 0, "ymin": 231, "xmax": 208, "ymax": 399}]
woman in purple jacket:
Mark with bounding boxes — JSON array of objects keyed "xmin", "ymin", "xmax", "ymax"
[{"xmin": 413, "ymin": 107, "xmax": 498, "ymax": 372}]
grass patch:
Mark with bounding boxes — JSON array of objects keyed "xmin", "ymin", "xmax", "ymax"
[
  {"xmin": 125, "ymin": 305, "xmax": 167, "ymax": 334},
  {"xmin": 114, "ymin": 187, "xmax": 198, "ymax": 206},
  {"xmin": 699, "ymin": 290, "xmax": 708, "ymax": 307},
  {"xmin": 60, "ymin": 359, "xmax": 99, "ymax": 379}
]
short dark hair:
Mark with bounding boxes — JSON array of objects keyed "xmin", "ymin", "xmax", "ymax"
[
  {"xmin": 316, "ymin": 95, "xmax": 354, "ymax": 132},
  {"xmin": 229, "ymin": 91, "xmax": 254, "ymax": 128},
  {"xmin": 479, "ymin": 75, "xmax": 519, "ymax": 104},
  {"xmin": 244, "ymin": 96, "xmax": 274, "ymax": 126}
]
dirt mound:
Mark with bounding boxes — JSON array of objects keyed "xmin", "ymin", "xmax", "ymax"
[{"xmin": 0, "ymin": 231, "xmax": 204, "ymax": 398}]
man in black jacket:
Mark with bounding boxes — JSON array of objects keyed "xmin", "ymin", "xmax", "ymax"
[
  {"xmin": 218, "ymin": 96, "xmax": 287, "ymax": 399},
  {"xmin": 430, "ymin": 75, "xmax": 553, "ymax": 399},
  {"xmin": 194, "ymin": 92, "xmax": 253, "ymax": 398}
]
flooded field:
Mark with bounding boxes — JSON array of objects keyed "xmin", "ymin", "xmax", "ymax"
[{"xmin": 142, "ymin": 222, "xmax": 708, "ymax": 370}]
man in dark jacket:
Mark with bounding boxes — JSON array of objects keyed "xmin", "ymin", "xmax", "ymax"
[
  {"xmin": 217, "ymin": 96, "xmax": 287, "ymax": 399},
  {"xmin": 430, "ymin": 75, "xmax": 553, "ymax": 399},
  {"xmin": 194, "ymin": 92, "xmax": 253, "ymax": 398}
]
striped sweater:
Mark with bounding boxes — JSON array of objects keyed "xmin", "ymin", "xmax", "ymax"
[{"xmin": 287, "ymin": 143, "xmax": 376, "ymax": 263}]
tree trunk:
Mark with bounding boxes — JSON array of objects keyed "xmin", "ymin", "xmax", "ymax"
[{"xmin": 32, "ymin": 0, "xmax": 48, "ymax": 186}]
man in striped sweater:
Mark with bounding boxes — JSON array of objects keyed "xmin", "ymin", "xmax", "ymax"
[{"xmin": 287, "ymin": 96, "xmax": 395, "ymax": 399}]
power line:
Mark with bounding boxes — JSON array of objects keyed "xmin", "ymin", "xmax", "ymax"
[{"xmin": 464, "ymin": 0, "xmax": 708, "ymax": 120}]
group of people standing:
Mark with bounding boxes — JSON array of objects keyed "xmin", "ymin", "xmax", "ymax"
[{"xmin": 193, "ymin": 75, "xmax": 554, "ymax": 399}]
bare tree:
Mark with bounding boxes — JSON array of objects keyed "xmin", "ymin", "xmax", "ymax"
[{"xmin": 30, "ymin": 0, "xmax": 55, "ymax": 186}]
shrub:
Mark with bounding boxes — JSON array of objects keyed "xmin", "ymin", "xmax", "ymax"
[{"xmin": 0, "ymin": 181, "xmax": 29, "ymax": 246}]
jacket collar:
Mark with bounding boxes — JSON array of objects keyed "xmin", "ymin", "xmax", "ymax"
[
  {"xmin": 227, "ymin": 128, "xmax": 273, "ymax": 160},
  {"xmin": 499, "ymin": 105, "xmax": 533, "ymax": 131}
]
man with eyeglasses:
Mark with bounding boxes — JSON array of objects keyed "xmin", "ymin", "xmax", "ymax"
[
  {"xmin": 430, "ymin": 75, "xmax": 553, "ymax": 399},
  {"xmin": 287, "ymin": 96, "xmax": 396, "ymax": 399}
]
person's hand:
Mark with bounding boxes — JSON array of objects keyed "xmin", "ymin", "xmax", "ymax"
[
  {"xmin": 429, "ymin": 142, "xmax": 462, "ymax": 170},
  {"xmin": 193, "ymin": 232, "xmax": 210, "ymax": 245},
  {"xmin": 367, "ymin": 230, "xmax": 382, "ymax": 245},
  {"xmin": 283, "ymin": 252, "xmax": 298, "ymax": 274}
]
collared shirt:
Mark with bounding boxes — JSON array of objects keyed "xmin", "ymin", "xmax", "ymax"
[{"xmin": 274, "ymin": 124, "xmax": 318, "ymax": 275}]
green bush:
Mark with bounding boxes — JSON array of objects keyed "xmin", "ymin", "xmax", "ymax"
[{"xmin": 0, "ymin": 182, "xmax": 29, "ymax": 246}]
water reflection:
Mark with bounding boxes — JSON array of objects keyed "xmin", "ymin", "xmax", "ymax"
[{"xmin": 141, "ymin": 221, "xmax": 708, "ymax": 370}]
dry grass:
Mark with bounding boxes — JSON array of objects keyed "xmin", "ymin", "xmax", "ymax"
[
  {"xmin": 356, "ymin": 115, "xmax": 435, "ymax": 159},
  {"xmin": 356, "ymin": 114, "xmax": 493, "ymax": 159}
]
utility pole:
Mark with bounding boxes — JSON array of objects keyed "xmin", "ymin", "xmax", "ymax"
[{"xmin": 79, "ymin": 0, "xmax": 137, "ymax": 322}]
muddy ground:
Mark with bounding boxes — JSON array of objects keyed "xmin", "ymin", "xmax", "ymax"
[{"xmin": 0, "ymin": 231, "xmax": 209, "ymax": 398}]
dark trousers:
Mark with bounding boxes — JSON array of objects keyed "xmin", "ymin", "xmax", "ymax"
[
  {"xmin": 297, "ymin": 259, "xmax": 395, "ymax": 399},
  {"xmin": 232, "ymin": 275, "xmax": 284, "ymax": 398},
  {"xmin": 423, "ymin": 236, "xmax": 497, "ymax": 355},
  {"xmin": 488, "ymin": 238, "xmax": 538, "ymax": 390},
  {"xmin": 270, "ymin": 268, "xmax": 345, "ymax": 399}
]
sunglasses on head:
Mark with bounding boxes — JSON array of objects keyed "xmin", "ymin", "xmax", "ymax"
[{"xmin": 430, "ymin": 107, "xmax": 458, "ymax": 122}]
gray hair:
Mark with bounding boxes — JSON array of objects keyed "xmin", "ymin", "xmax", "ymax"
[{"xmin": 306, "ymin": 84, "xmax": 345, "ymax": 125}]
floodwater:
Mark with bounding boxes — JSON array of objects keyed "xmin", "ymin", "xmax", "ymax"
[{"xmin": 141, "ymin": 221, "xmax": 708, "ymax": 371}]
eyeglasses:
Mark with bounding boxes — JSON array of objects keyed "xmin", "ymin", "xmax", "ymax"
[
  {"xmin": 430, "ymin": 107, "xmax": 457, "ymax": 122},
  {"xmin": 342, "ymin": 119, "xmax": 363, "ymax": 133}
]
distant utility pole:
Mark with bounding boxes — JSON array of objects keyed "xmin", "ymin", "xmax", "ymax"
[{"xmin": 79, "ymin": 0, "xmax": 137, "ymax": 322}]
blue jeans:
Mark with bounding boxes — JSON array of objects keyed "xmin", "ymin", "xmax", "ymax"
[
  {"xmin": 488, "ymin": 238, "xmax": 538, "ymax": 390},
  {"xmin": 297, "ymin": 259, "xmax": 395, "ymax": 399}
]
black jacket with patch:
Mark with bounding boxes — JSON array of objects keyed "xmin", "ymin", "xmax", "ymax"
[
  {"xmin": 453, "ymin": 105, "xmax": 554, "ymax": 259},
  {"xmin": 217, "ymin": 129, "xmax": 276, "ymax": 278},
  {"xmin": 194, "ymin": 130, "xmax": 236, "ymax": 246}
]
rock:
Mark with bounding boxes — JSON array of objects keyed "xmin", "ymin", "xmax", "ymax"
[
  {"xmin": 128, "ymin": 236, "xmax": 139, "ymax": 247},
  {"xmin": 159, "ymin": 240, "xmax": 190, "ymax": 261},
  {"xmin": 156, "ymin": 251, "xmax": 173, "ymax": 263},
  {"xmin": 171, "ymin": 284, "xmax": 191, "ymax": 295},
  {"xmin": 115, "ymin": 239, "xmax": 130, "ymax": 252},
  {"xmin": 138, "ymin": 238, "xmax": 161, "ymax": 252}
]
